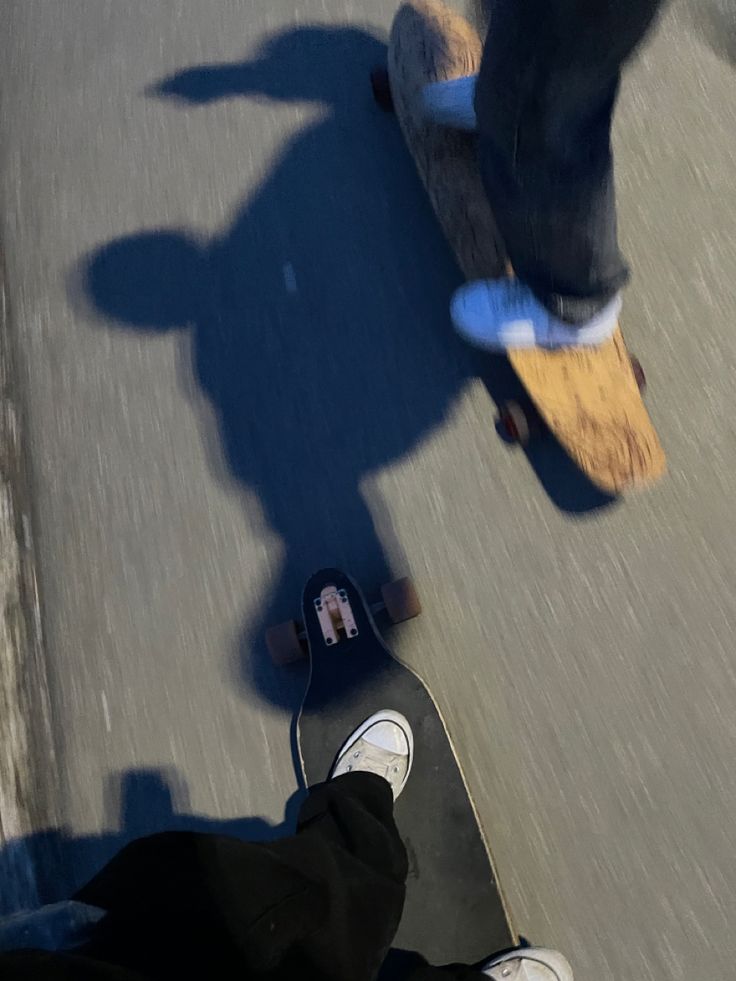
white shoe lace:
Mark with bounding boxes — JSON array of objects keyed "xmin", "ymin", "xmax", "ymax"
[{"xmin": 337, "ymin": 743, "xmax": 406, "ymax": 784}]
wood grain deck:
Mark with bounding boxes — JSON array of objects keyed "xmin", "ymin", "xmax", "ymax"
[{"xmin": 387, "ymin": 0, "xmax": 666, "ymax": 494}]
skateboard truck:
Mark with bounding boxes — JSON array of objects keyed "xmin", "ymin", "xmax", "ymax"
[
  {"xmin": 314, "ymin": 585, "xmax": 359, "ymax": 645},
  {"xmin": 267, "ymin": 576, "xmax": 420, "ymax": 665}
]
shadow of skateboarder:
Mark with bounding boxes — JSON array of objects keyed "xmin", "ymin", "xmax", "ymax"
[{"xmin": 80, "ymin": 25, "xmax": 612, "ymax": 712}]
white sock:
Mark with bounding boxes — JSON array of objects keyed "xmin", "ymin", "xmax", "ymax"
[{"xmin": 421, "ymin": 75, "xmax": 478, "ymax": 131}]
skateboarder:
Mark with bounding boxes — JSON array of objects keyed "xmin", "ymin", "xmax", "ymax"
[
  {"xmin": 422, "ymin": 0, "xmax": 666, "ymax": 351},
  {"xmin": 0, "ymin": 711, "xmax": 571, "ymax": 981}
]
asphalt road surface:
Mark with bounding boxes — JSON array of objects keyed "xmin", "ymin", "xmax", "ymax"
[{"xmin": 1, "ymin": 1, "xmax": 736, "ymax": 978}]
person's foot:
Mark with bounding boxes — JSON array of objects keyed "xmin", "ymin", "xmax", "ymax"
[
  {"xmin": 422, "ymin": 74, "xmax": 478, "ymax": 131},
  {"xmin": 451, "ymin": 278, "xmax": 621, "ymax": 351},
  {"xmin": 482, "ymin": 947, "xmax": 573, "ymax": 981},
  {"xmin": 330, "ymin": 710, "xmax": 413, "ymax": 800}
]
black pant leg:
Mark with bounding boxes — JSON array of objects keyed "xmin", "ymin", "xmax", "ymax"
[
  {"xmin": 380, "ymin": 950, "xmax": 488, "ymax": 981},
  {"xmin": 0, "ymin": 950, "xmax": 145, "ymax": 980},
  {"xmin": 475, "ymin": 0, "xmax": 666, "ymax": 323},
  {"xmin": 72, "ymin": 772, "xmax": 406, "ymax": 981}
]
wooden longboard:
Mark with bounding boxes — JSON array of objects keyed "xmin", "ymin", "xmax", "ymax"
[
  {"xmin": 386, "ymin": 0, "xmax": 666, "ymax": 495},
  {"xmin": 297, "ymin": 569, "xmax": 516, "ymax": 966}
]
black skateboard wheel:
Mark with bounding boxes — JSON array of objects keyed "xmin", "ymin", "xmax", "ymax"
[
  {"xmin": 370, "ymin": 67, "xmax": 394, "ymax": 112},
  {"xmin": 380, "ymin": 577, "xmax": 422, "ymax": 624},
  {"xmin": 629, "ymin": 355, "xmax": 646, "ymax": 393},
  {"xmin": 266, "ymin": 619, "xmax": 304, "ymax": 666},
  {"xmin": 500, "ymin": 400, "xmax": 532, "ymax": 446}
]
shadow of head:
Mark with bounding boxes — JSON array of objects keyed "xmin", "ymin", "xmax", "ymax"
[
  {"xmin": 149, "ymin": 25, "xmax": 387, "ymax": 110},
  {"xmin": 105, "ymin": 766, "xmax": 298, "ymax": 842},
  {"xmin": 109, "ymin": 768, "xmax": 185, "ymax": 837},
  {"xmin": 6, "ymin": 767, "xmax": 302, "ymax": 908},
  {"xmin": 85, "ymin": 231, "xmax": 209, "ymax": 332}
]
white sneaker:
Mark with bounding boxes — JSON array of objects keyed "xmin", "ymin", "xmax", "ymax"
[
  {"xmin": 482, "ymin": 947, "xmax": 573, "ymax": 981},
  {"xmin": 330, "ymin": 710, "xmax": 413, "ymax": 800},
  {"xmin": 451, "ymin": 278, "xmax": 621, "ymax": 351},
  {"xmin": 422, "ymin": 74, "xmax": 478, "ymax": 131}
]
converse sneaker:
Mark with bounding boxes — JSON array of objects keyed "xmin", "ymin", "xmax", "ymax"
[
  {"xmin": 330, "ymin": 710, "xmax": 413, "ymax": 800},
  {"xmin": 482, "ymin": 947, "xmax": 573, "ymax": 981},
  {"xmin": 452, "ymin": 278, "xmax": 621, "ymax": 350}
]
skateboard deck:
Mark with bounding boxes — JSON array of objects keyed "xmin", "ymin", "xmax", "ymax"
[
  {"xmin": 383, "ymin": 0, "xmax": 666, "ymax": 495},
  {"xmin": 296, "ymin": 569, "xmax": 516, "ymax": 966}
]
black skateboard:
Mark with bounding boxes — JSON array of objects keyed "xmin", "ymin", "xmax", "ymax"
[{"xmin": 269, "ymin": 568, "xmax": 516, "ymax": 965}]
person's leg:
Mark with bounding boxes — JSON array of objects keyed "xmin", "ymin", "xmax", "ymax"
[
  {"xmin": 74, "ymin": 711, "xmax": 413, "ymax": 981},
  {"xmin": 475, "ymin": 0, "xmax": 664, "ymax": 318},
  {"xmin": 424, "ymin": 0, "xmax": 666, "ymax": 348}
]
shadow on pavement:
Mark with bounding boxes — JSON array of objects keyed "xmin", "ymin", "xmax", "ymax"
[
  {"xmin": 75, "ymin": 26, "xmax": 615, "ymax": 713},
  {"xmin": 0, "ymin": 767, "xmax": 303, "ymax": 917}
]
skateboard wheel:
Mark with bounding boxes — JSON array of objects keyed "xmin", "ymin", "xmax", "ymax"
[
  {"xmin": 499, "ymin": 400, "xmax": 531, "ymax": 446},
  {"xmin": 629, "ymin": 355, "xmax": 646, "ymax": 393},
  {"xmin": 266, "ymin": 620, "xmax": 304, "ymax": 666},
  {"xmin": 380, "ymin": 577, "xmax": 421, "ymax": 624},
  {"xmin": 370, "ymin": 67, "xmax": 394, "ymax": 112}
]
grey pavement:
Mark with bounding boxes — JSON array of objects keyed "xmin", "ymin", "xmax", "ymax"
[{"xmin": 1, "ymin": 0, "xmax": 736, "ymax": 977}]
